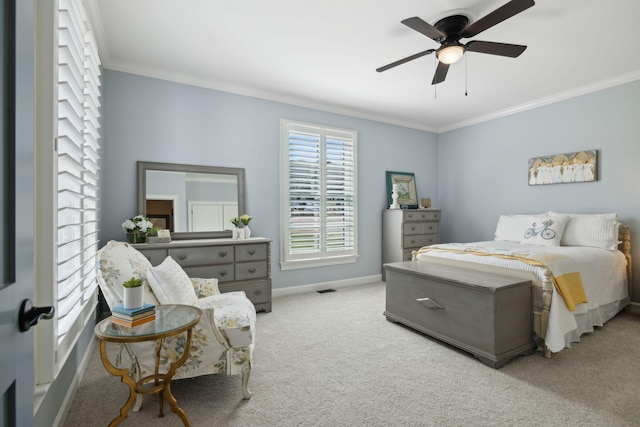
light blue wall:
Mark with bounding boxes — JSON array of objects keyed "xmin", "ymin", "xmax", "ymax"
[
  {"xmin": 101, "ymin": 70, "xmax": 439, "ymax": 288},
  {"xmin": 437, "ymin": 80, "xmax": 640, "ymax": 301}
]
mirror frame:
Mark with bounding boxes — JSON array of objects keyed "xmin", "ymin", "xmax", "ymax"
[{"xmin": 137, "ymin": 161, "xmax": 245, "ymax": 240}]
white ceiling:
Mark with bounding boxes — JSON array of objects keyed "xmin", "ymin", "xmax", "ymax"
[{"xmin": 86, "ymin": 0, "xmax": 640, "ymax": 133}]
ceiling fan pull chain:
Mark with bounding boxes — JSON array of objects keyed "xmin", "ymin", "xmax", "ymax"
[
  {"xmin": 465, "ymin": 54, "xmax": 468, "ymax": 96},
  {"xmin": 434, "ymin": 57, "xmax": 438, "ymax": 99}
]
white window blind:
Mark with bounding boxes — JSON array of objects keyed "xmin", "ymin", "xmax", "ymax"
[
  {"xmin": 280, "ymin": 120, "xmax": 357, "ymax": 270},
  {"xmin": 56, "ymin": 0, "xmax": 101, "ymax": 358}
]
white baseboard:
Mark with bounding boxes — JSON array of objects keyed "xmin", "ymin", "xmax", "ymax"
[
  {"xmin": 272, "ymin": 274, "xmax": 382, "ymax": 298},
  {"xmin": 53, "ymin": 336, "xmax": 97, "ymax": 427}
]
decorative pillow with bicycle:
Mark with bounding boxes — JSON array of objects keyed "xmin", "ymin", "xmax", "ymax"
[
  {"xmin": 519, "ymin": 215, "xmax": 568, "ymax": 247},
  {"xmin": 494, "ymin": 213, "xmax": 569, "ymax": 247}
]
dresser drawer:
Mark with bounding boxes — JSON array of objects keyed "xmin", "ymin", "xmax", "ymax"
[
  {"xmin": 403, "ymin": 222, "xmax": 423, "ymax": 235},
  {"xmin": 221, "ymin": 280, "xmax": 270, "ymax": 305},
  {"xmin": 422, "ymin": 234, "xmax": 439, "ymax": 246},
  {"xmin": 421, "ymin": 222, "xmax": 439, "ymax": 234},
  {"xmin": 235, "ymin": 243, "xmax": 268, "ymax": 262},
  {"xmin": 235, "ymin": 261, "xmax": 268, "ymax": 281},
  {"xmin": 183, "ymin": 264, "xmax": 235, "ymax": 282},
  {"xmin": 169, "ymin": 246, "xmax": 234, "ymax": 267},
  {"xmin": 404, "ymin": 210, "xmax": 440, "ymax": 221},
  {"xmin": 138, "ymin": 248, "xmax": 167, "ymax": 266},
  {"xmin": 403, "ymin": 235, "xmax": 424, "ymax": 249}
]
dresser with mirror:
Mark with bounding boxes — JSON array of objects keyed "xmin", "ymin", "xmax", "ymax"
[{"xmin": 134, "ymin": 161, "xmax": 272, "ymax": 312}]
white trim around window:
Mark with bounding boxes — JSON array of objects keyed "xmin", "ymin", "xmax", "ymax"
[{"xmin": 279, "ymin": 119, "xmax": 358, "ymax": 271}]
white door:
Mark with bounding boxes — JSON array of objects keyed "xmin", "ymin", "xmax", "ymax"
[
  {"xmin": 190, "ymin": 203, "xmax": 223, "ymax": 231},
  {"xmin": 0, "ymin": 1, "xmax": 40, "ymax": 424}
]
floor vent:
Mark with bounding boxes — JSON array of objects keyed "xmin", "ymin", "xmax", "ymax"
[{"xmin": 316, "ymin": 289, "xmax": 337, "ymax": 294}]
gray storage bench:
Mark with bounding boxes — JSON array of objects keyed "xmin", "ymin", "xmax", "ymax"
[{"xmin": 384, "ymin": 260, "xmax": 535, "ymax": 368}]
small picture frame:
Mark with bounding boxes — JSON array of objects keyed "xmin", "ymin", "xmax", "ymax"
[
  {"xmin": 386, "ymin": 171, "xmax": 418, "ymax": 209},
  {"xmin": 157, "ymin": 229, "xmax": 171, "ymax": 239}
]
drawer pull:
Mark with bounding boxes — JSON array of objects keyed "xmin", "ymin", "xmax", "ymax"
[
  {"xmin": 248, "ymin": 268, "xmax": 256, "ymax": 274},
  {"xmin": 178, "ymin": 254, "xmax": 187, "ymax": 261},
  {"xmin": 416, "ymin": 297, "xmax": 444, "ymax": 309},
  {"xmin": 219, "ymin": 271, "xmax": 227, "ymax": 277},
  {"xmin": 219, "ymin": 251, "xmax": 227, "ymax": 257},
  {"xmin": 248, "ymin": 249, "xmax": 256, "ymax": 255}
]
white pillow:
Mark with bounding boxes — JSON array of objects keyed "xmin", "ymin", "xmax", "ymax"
[
  {"xmin": 146, "ymin": 256, "xmax": 198, "ymax": 305},
  {"xmin": 494, "ymin": 214, "xmax": 547, "ymax": 242},
  {"xmin": 549, "ymin": 212, "xmax": 619, "ymax": 251},
  {"xmin": 519, "ymin": 214, "xmax": 569, "ymax": 247}
]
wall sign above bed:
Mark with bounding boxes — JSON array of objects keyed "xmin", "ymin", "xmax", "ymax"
[{"xmin": 528, "ymin": 150, "xmax": 597, "ymax": 186}]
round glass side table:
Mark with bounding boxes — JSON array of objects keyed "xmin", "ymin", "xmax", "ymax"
[{"xmin": 94, "ymin": 304, "xmax": 202, "ymax": 427}]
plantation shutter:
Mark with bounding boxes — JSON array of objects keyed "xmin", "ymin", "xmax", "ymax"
[
  {"xmin": 281, "ymin": 120, "xmax": 357, "ymax": 269},
  {"xmin": 325, "ymin": 133, "xmax": 355, "ymax": 253},
  {"xmin": 56, "ymin": 0, "xmax": 101, "ymax": 356},
  {"xmin": 287, "ymin": 127, "xmax": 322, "ymax": 255}
]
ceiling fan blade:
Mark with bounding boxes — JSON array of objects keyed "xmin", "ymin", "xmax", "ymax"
[
  {"xmin": 461, "ymin": 0, "xmax": 535, "ymax": 38},
  {"xmin": 376, "ymin": 49, "xmax": 436, "ymax": 72},
  {"xmin": 465, "ymin": 40, "xmax": 527, "ymax": 57},
  {"xmin": 432, "ymin": 62, "xmax": 450, "ymax": 85},
  {"xmin": 401, "ymin": 17, "xmax": 446, "ymax": 42}
]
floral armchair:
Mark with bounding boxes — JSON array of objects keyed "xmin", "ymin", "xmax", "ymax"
[{"xmin": 96, "ymin": 240, "xmax": 256, "ymax": 401}]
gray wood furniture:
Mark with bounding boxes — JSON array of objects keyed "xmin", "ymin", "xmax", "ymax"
[
  {"xmin": 134, "ymin": 238, "xmax": 272, "ymax": 312},
  {"xmin": 382, "ymin": 209, "xmax": 440, "ymax": 280},
  {"xmin": 384, "ymin": 261, "xmax": 534, "ymax": 368}
]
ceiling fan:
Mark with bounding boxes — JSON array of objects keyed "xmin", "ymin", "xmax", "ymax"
[{"xmin": 376, "ymin": 0, "xmax": 535, "ymax": 85}]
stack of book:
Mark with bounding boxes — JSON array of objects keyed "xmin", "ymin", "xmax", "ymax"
[{"xmin": 111, "ymin": 302, "xmax": 156, "ymax": 327}]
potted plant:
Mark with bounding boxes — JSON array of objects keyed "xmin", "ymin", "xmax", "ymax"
[
  {"xmin": 230, "ymin": 217, "xmax": 242, "ymax": 240},
  {"xmin": 240, "ymin": 214, "xmax": 253, "ymax": 239},
  {"xmin": 122, "ymin": 277, "xmax": 144, "ymax": 309},
  {"xmin": 122, "ymin": 215, "xmax": 154, "ymax": 244}
]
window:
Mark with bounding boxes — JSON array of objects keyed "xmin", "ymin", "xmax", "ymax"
[
  {"xmin": 280, "ymin": 119, "xmax": 357, "ymax": 270},
  {"xmin": 35, "ymin": 0, "xmax": 101, "ymax": 388}
]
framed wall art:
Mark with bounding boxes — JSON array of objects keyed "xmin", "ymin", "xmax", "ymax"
[
  {"xmin": 528, "ymin": 150, "xmax": 598, "ymax": 186},
  {"xmin": 386, "ymin": 171, "xmax": 418, "ymax": 208}
]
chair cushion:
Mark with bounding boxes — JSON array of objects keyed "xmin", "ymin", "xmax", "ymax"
[
  {"xmin": 147, "ymin": 256, "xmax": 198, "ymax": 305},
  {"xmin": 96, "ymin": 241, "xmax": 161, "ymax": 308},
  {"xmin": 195, "ymin": 292, "xmax": 256, "ymax": 347}
]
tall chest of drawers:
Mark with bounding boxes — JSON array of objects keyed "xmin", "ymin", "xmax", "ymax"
[
  {"xmin": 133, "ymin": 237, "xmax": 272, "ymax": 312},
  {"xmin": 382, "ymin": 209, "xmax": 441, "ymax": 280}
]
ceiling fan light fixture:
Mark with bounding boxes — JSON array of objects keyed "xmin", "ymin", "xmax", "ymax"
[{"xmin": 436, "ymin": 45, "xmax": 465, "ymax": 64}]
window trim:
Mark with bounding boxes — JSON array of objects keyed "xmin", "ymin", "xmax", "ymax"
[
  {"xmin": 34, "ymin": 0, "xmax": 101, "ymax": 389},
  {"xmin": 279, "ymin": 119, "xmax": 358, "ymax": 271}
]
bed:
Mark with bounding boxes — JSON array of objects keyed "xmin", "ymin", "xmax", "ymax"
[{"xmin": 412, "ymin": 212, "xmax": 632, "ymax": 358}]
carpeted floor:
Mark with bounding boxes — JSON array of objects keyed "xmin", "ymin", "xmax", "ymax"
[{"xmin": 64, "ymin": 282, "xmax": 640, "ymax": 426}]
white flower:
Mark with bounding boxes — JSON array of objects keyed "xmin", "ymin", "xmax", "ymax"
[{"xmin": 122, "ymin": 215, "xmax": 154, "ymax": 233}]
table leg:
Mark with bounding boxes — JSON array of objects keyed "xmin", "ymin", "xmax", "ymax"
[
  {"xmin": 99, "ymin": 340, "xmax": 139, "ymax": 427},
  {"xmin": 161, "ymin": 328, "xmax": 194, "ymax": 426},
  {"xmin": 154, "ymin": 338, "xmax": 164, "ymax": 417}
]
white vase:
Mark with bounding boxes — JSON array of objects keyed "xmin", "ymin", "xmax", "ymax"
[
  {"xmin": 243, "ymin": 226, "xmax": 251, "ymax": 239},
  {"xmin": 123, "ymin": 286, "xmax": 144, "ymax": 309}
]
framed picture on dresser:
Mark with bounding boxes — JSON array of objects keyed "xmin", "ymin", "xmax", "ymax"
[{"xmin": 386, "ymin": 171, "xmax": 418, "ymax": 209}]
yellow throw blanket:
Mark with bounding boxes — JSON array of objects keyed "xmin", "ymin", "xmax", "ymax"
[{"xmin": 418, "ymin": 246, "xmax": 588, "ymax": 311}]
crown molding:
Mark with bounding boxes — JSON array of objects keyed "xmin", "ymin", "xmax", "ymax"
[{"xmin": 437, "ymin": 69, "xmax": 640, "ymax": 133}]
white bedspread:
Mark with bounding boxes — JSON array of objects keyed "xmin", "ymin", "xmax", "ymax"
[{"xmin": 416, "ymin": 241, "xmax": 629, "ymax": 353}]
